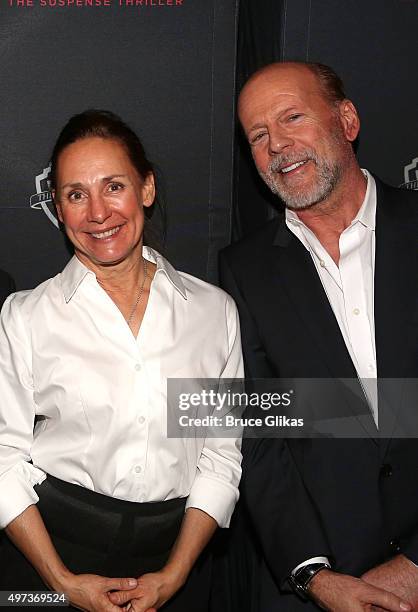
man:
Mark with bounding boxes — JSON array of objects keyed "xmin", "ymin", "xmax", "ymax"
[
  {"xmin": 220, "ymin": 62, "xmax": 418, "ymax": 611},
  {"xmin": 0, "ymin": 269, "xmax": 15, "ymax": 309}
]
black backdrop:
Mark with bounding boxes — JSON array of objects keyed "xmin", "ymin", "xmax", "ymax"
[
  {"xmin": 1, "ymin": 0, "xmax": 417, "ymax": 289},
  {"xmin": 0, "ymin": 0, "xmax": 238, "ymax": 288},
  {"xmin": 234, "ymin": 0, "xmax": 418, "ymax": 238}
]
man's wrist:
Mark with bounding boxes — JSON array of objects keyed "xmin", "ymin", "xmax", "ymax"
[
  {"xmin": 307, "ymin": 567, "xmax": 334, "ymax": 596},
  {"xmin": 292, "ymin": 556, "xmax": 330, "ymax": 576},
  {"xmin": 289, "ymin": 563, "xmax": 331, "ymax": 599}
]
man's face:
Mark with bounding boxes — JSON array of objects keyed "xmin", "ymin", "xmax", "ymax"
[{"xmin": 238, "ymin": 65, "xmax": 357, "ymax": 210}]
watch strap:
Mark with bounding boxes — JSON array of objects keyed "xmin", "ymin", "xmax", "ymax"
[{"xmin": 288, "ymin": 562, "xmax": 331, "ymax": 599}]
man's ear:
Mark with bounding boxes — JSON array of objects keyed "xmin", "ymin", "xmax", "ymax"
[
  {"xmin": 52, "ymin": 191, "xmax": 64, "ymax": 223},
  {"xmin": 338, "ymin": 99, "xmax": 360, "ymax": 143},
  {"xmin": 142, "ymin": 173, "xmax": 156, "ymax": 208}
]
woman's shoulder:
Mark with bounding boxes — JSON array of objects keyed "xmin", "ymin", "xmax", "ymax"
[
  {"xmin": 178, "ymin": 270, "xmax": 236, "ymax": 306},
  {"xmin": 4, "ymin": 255, "xmax": 84, "ymax": 315},
  {"xmin": 148, "ymin": 247, "xmax": 237, "ymax": 309},
  {"xmin": 2, "ymin": 274, "xmax": 61, "ymax": 320}
]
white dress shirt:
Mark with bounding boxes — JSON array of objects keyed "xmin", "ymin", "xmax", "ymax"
[
  {"xmin": 287, "ymin": 170, "xmax": 377, "ymax": 575},
  {"xmin": 0, "ymin": 247, "xmax": 243, "ymax": 530},
  {"xmin": 286, "ymin": 170, "xmax": 377, "ymax": 423}
]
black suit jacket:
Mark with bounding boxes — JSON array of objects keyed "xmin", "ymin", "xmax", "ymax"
[
  {"xmin": 0, "ymin": 269, "xmax": 15, "ymax": 309},
  {"xmin": 219, "ymin": 180, "xmax": 418, "ymax": 610}
]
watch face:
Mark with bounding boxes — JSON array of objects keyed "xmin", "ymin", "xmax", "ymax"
[
  {"xmin": 290, "ymin": 564, "xmax": 330, "ymax": 598},
  {"xmin": 288, "ymin": 575, "xmax": 308, "ymax": 599}
]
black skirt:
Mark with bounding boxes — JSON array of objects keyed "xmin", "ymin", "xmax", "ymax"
[{"xmin": 0, "ymin": 476, "xmax": 211, "ymax": 611}]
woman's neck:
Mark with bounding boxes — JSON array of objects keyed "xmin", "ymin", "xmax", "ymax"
[{"xmin": 76, "ymin": 244, "xmax": 147, "ymax": 297}]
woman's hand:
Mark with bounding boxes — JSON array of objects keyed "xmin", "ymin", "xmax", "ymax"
[
  {"xmin": 109, "ymin": 508, "xmax": 217, "ymax": 611},
  {"xmin": 57, "ymin": 573, "xmax": 138, "ymax": 612},
  {"xmin": 108, "ymin": 570, "xmax": 180, "ymax": 612},
  {"xmin": 6, "ymin": 506, "xmax": 138, "ymax": 612}
]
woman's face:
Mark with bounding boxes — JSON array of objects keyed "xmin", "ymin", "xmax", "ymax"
[{"xmin": 54, "ymin": 136, "xmax": 154, "ymax": 269}]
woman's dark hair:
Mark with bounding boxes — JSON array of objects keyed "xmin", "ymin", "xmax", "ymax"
[{"xmin": 50, "ymin": 109, "xmax": 165, "ymax": 250}]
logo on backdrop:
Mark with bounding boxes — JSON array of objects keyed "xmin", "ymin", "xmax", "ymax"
[
  {"xmin": 399, "ymin": 157, "xmax": 418, "ymax": 190},
  {"xmin": 29, "ymin": 164, "xmax": 59, "ymax": 228}
]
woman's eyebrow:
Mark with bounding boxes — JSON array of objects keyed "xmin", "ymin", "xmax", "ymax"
[{"xmin": 61, "ymin": 174, "xmax": 128, "ymax": 190}]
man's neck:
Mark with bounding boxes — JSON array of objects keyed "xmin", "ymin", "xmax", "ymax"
[{"xmin": 291, "ymin": 166, "xmax": 367, "ymax": 265}]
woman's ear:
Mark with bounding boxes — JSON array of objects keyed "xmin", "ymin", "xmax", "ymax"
[
  {"xmin": 142, "ymin": 173, "xmax": 156, "ymax": 208},
  {"xmin": 52, "ymin": 190, "xmax": 64, "ymax": 223}
]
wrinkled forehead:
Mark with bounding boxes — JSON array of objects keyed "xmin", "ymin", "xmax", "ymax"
[{"xmin": 238, "ymin": 66, "xmax": 326, "ymax": 124}]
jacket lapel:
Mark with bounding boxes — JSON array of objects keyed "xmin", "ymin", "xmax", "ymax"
[
  {"xmin": 272, "ymin": 219, "xmax": 378, "ymax": 440},
  {"xmin": 374, "ymin": 179, "xmax": 417, "ymax": 455}
]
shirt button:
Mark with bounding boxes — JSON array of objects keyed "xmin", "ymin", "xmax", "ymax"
[
  {"xmin": 138, "ymin": 416, "xmax": 145, "ymax": 425},
  {"xmin": 380, "ymin": 464, "xmax": 393, "ymax": 478},
  {"xmin": 319, "ymin": 260, "xmax": 326, "ymax": 268},
  {"xmin": 389, "ymin": 539, "xmax": 401, "ymax": 553},
  {"xmin": 134, "ymin": 465, "xmax": 142, "ymax": 474},
  {"xmin": 353, "ymin": 308, "xmax": 360, "ymax": 315},
  {"xmin": 135, "ymin": 363, "xmax": 142, "ymax": 372}
]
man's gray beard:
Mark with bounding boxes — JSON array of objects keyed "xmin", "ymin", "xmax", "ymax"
[{"xmin": 260, "ymin": 151, "xmax": 342, "ymax": 210}]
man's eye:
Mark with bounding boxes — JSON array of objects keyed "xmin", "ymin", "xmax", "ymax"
[
  {"xmin": 108, "ymin": 182, "xmax": 123, "ymax": 192},
  {"xmin": 288, "ymin": 114, "xmax": 302, "ymax": 122},
  {"xmin": 250, "ymin": 132, "xmax": 267, "ymax": 145}
]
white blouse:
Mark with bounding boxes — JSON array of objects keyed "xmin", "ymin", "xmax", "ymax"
[{"xmin": 0, "ymin": 247, "xmax": 243, "ymax": 529}]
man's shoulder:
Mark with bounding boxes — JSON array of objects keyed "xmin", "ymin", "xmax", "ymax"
[
  {"xmin": 375, "ymin": 176, "xmax": 418, "ymax": 214},
  {"xmin": 220, "ymin": 216, "xmax": 282, "ymax": 265}
]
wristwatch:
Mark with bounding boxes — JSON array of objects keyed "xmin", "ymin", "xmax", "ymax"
[{"xmin": 288, "ymin": 562, "xmax": 331, "ymax": 599}]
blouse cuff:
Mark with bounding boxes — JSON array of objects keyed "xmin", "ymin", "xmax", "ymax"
[
  {"xmin": 0, "ymin": 463, "xmax": 46, "ymax": 528},
  {"xmin": 185, "ymin": 474, "xmax": 239, "ymax": 528}
]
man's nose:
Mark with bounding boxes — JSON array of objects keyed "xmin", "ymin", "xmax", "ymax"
[
  {"xmin": 87, "ymin": 193, "xmax": 111, "ymax": 224},
  {"xmin": 268, "ymin": 128, "xmax": 294, "ymax": 156}
]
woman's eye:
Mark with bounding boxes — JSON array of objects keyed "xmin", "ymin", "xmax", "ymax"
[{"xmin": 68, "ymin": 191, "xmax": 83, "ymax": 201}]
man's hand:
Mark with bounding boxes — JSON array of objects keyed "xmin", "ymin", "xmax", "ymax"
[
  {"xmin": 108, "ymin": 570, "xmax": 180, "ymax": 612},
  {"xmin": 362, "ymin": 555, "xmax": 418, "ymax": 609},
  {"xmin": 57, "ymin": 573, "xmax": 138, "ymax": 612},
  {"xmin": 308, "ymin": 568, "xmax": 412, "ymax": 611}
]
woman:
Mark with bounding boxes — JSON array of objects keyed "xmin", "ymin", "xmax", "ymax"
[{"xmin": 0, "ymin": 110, "xmax": 243, "ymax": 612}]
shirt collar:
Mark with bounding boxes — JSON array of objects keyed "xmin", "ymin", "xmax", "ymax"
[
  {"xmin": 355, "ymin": 169, "xmax": 376, "ymax": 230},
  {"xmin": 285, "ymin": 168, "xmax": 376, "ymax": 231},
  {"xmin": 60, "ymin": 246, "xmax": 188, "ymax": 303},
  {"xmin": 60, "ymin": 256, "xmax": 92, "ymax": 303},
  {"xmin": 143, "ymin": 246, "xmax": 188, "ymax": 300}
]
